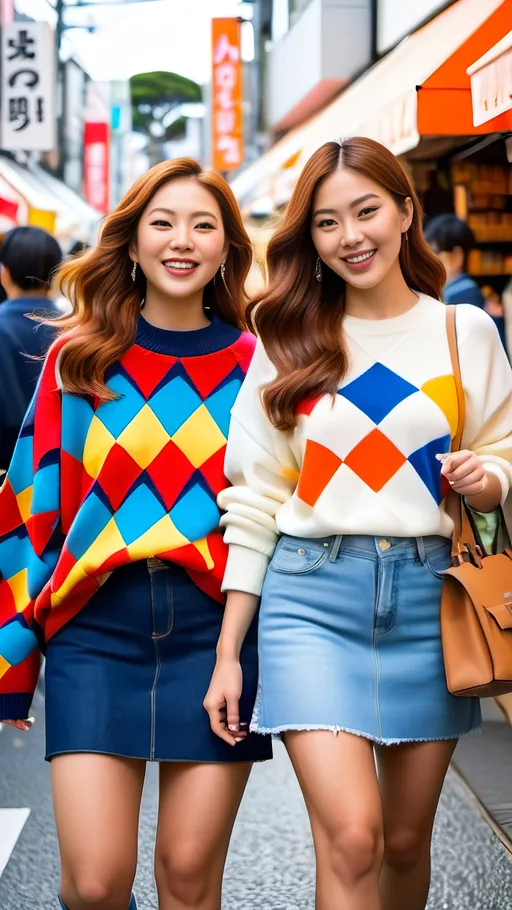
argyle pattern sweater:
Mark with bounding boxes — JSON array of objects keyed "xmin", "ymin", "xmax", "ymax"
[
  {"xmin": 0, "ymin": 314, "xmax": 256, "ymax": 719},
  {"xmin": 219, "ymin": 297, "xmax": 512, "ymax": 595}
]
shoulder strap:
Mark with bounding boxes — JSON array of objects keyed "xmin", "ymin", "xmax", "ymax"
[
  {"xmin": 445, "ymin": 305, "xmax": 476, "ymax": 557},
  {"xmin": 446, "ymin": 305, "xmax": 465, "ymax": 453}
]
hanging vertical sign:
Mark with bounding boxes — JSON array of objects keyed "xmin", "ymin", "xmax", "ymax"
[
  {"xmin": 0, "ymin": 21, "xmax": 55, "ymax": 151},
  {"xmin": 211, "ymin": 18, "xmax": 243, "ymax": 171},
  {"xmin": 83, "ymin": 121, "xmax": 110, "ymax": 214}
]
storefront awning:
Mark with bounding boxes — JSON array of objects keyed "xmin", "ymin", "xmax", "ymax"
[
  {"xmin": 467, "ymin": 29, "xmax": 512, "ymax": 126},
  {"xmin": 0, "ymin": 156, "xmax": 102, "ymax": 247},
  {"xmin": 232, "ymin": 0, "xmax": 512, "ymax": 209}
]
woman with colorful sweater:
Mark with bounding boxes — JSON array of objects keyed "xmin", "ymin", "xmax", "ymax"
[
  {"xmin": 205, "ymin": 138, "xmax": 512, "ymax": 910},
  {"xmin": 0, "ymin": 158, "xmax": 271, "ymax": 910}
]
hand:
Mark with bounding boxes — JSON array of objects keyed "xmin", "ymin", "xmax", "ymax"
[
  {"xmin": 436, "ymin": 450, "xmax": 487, "ymax": 497},
  {"xmin": 203, "ymin": 658, "xmax": 249, "ymax": 747},
  {"xmin": 0, "ymin": 718, "xmax": 33, "ymax": 732}
]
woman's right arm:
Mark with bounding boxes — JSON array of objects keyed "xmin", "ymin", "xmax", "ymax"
[
  {"xmin": 0, "ymin": 341, "xmax": 63, "ymax": 725},
  {"xmin": 205, "ymin": 342, "xmax": 298, "ymax": 744}
]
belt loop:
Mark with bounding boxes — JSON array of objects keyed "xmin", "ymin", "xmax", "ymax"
[
  {"xmin": 416, "ymin": 537, "xmax": 427, "ymax": 565},
  {"xmin": 329, "ymin": 535, "xmax": 343, "ymax": 562}
]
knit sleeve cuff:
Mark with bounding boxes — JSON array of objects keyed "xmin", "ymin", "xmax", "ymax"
[
  {"xmin": 221, "ymin": 544, "xmax": 271, "ymax": 596},
  {"xmin": 0, "ymin": 693, "xmax": 33, "ymax": 722},
  {"xmin": 482, "ymin": 462, "xmax": 509, "ymax": 505}
]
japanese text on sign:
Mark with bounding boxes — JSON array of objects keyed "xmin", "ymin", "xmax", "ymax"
[
  {"xmin": 1, "ymin": 21, "xmax": 55, "ymax": 151},
  {"xmin": 211, "ymin": 18, "xmax": 243, "ymax": 172}
]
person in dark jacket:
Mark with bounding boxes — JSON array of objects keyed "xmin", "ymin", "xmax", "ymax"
[
  {"xmin": 0, "ymin": 226, "xmax": 63, "ymax": 469},
  {"xmin": 424, "ymin": 213, "xmax": 507, "ymax": 352}
]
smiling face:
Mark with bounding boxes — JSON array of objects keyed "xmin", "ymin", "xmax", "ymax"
[
  {"xmin": 130, "ymin": 177, "xmax": 228, "ymax": 302},
  {"xmin": 310, "ymin": 166, "xmax": 413, "ymax": 291}
]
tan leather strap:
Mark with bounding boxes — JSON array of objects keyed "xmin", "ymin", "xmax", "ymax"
[
  {"xmin": 446, "ymin": 305, "xmax": 465, "ymax": 453},
  {"xmin": 445, "ymin": 306, "xmax": 476, "ymax": 558}
]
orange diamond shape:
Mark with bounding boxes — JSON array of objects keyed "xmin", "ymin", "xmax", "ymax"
[
  {"xmin": 345, "ymin": 429, "xmax": 406, "ymax": 492},
  {"xmin": 297, "ymin": 439, "xmax": 342, "ymax": 507}
]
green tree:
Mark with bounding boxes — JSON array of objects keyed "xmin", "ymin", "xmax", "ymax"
[{"xmin": 130, "ymin": 71, "xmax": 202, "ymax": 165}]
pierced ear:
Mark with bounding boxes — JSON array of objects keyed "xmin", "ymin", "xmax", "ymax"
[
  {"xmin": 402, "ymin": 196, "xmax": 414, "ymax": 233},
  {"xmin": 128, "ymin": 241, "xmax": 138, "ymax": 262}
]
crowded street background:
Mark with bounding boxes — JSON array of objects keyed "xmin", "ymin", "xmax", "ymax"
[{"xmin": 1, "ymin": 1, "xmax": 512, "ymax": 908}]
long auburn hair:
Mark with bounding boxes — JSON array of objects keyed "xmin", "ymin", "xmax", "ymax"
[
  {"xmin": 249, "ymin": 137, "xmax": 446, "ymax": 431},
  {"xmin": 52, "ymin": 158, "xmax": 252, "ymax": 400}
]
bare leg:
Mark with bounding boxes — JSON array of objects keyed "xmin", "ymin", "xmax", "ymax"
[
  {"xmin": 51, "ymin": 754, "xmax": 146, "ymax": 910},
  {"xmin": 284, "ymin": 731, "xmax": 384, "ymax": 910},
  {"xmin": 155, "ymin": 761, "xmax": 252, "ymax": 910},
  {"xmin": 377, "ymin": 739, "xmax": 456, "ymax": 910}
]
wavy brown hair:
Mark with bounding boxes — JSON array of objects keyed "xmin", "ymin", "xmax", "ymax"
[
  {"xmin": 52, "ymin": 158, "xmax": 253, "ymax": 399},
  {"xmin": 249, "ymin": 137, "xmax": 446, "ymax": 431}
]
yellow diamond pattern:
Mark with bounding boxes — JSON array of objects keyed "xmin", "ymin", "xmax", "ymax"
[
  {"xmin": 117, "ymin": 404, "xmax": 170, "ymax": 469},
  {"xmin": 127, "ymin": 514, "xmax": 188, "ymax": 561},
  {"xmin": 172, "ymin": 405, "xmax": 226, "ymax": 468},
  {"xmin": 7, "ymin": 568, "xmax": 30, "ymax": 612},
  {"xmin": 421, "ymin": 375, "xmax": 458, "ymax": 439},
  {"xmin": 83, "ymin": 415, "xmax": 116, "ymax": 479},
  {"xmin": 16, "ymin": 485, "xmax": 33, "ymax": 524}
]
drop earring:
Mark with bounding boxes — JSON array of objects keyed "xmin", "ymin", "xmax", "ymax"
[
  {"xmin": 131, "ymin": 261, "xmax": 137, "ymax": 282},
  {"xmin": 220, "ymin": 262, "xmax": 226, "ymax": 282},
  {"xmin": 315, "ymin": 257, "xmax": 323, "ymax": 282}
]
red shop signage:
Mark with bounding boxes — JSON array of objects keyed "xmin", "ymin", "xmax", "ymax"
[{"xmin": 84, "ymin": 121, "xmax": 110, "ymax": 214}]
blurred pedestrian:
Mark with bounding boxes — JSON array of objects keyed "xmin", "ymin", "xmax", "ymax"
[
  {"xmin": 68, "ymin": 239, "xmax": 90, "ymax": 257},
  {"xmin": 206, "ymin": 138, "xmax": 512, "ymax": 910},
  {"xmin": 0, "ymin": 159, "xmax": 271, "ymax": 910},
  {"xmin": 424, "ymin": 212, "xmax": 507, "ymax": 351},
  {"xmin": 0, "ymin": 225, "xmax": 62, "ymax": 470}
]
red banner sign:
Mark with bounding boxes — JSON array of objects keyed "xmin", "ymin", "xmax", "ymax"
[{"xmin": 84, "ymin": 121, "xmax": 110, "ymax": 214}]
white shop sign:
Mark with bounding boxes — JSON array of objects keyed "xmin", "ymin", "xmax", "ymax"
[{"xmin": 1, "ymin": 21, "xmax": 56, "ymax": 150}]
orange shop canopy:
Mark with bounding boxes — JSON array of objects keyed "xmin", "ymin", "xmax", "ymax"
[{"xmin": 231, "ymin": 0, "xmax": 512, "ymax": 207}]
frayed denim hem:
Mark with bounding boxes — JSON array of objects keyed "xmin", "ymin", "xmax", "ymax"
[{"xmin": 249, "ymin": 721, "xmax": 483, "ymax": 746}]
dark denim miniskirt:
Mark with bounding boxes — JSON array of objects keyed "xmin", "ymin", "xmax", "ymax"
[{"xmin": 44, "ymin": 559, "xmax": 272, "ymax": 763}]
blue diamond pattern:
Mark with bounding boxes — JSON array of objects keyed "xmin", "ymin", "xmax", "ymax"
[
  {"xmin": 408, "ymin": 434, "xmax": 451, "ymax": 503},
  {"xmin": 339, "ymin": 363, "xmax": 418, "ymax": 425},
  {"xmin": 150, "ymin": 376, "xmax": 202, "ymax": 437}
]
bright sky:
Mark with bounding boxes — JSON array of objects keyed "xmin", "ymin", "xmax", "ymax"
[{"xmin": 15, "ymin": 0, "xmax": 252, "ymax": 83}]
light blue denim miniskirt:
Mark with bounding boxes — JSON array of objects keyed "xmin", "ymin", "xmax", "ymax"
[{"xmin": 252, "ymin": 534, "xmax": 481, "ymax": 745}]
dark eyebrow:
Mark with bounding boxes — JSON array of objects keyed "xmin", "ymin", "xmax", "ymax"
[
  {"xmin": 312, "ymin": 194, "xmax": 380, "ymax": 218},
  {"xmin": 148, "ymin": 207, "xmax": 218, "ymax": 220}
]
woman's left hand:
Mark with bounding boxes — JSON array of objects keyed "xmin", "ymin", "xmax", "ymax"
[{"xmin": 436, "ymin": 450, "xmax": 487, "ymax": 497}]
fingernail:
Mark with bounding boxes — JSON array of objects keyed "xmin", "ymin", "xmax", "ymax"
[
  {"xmin": 435, "ymin": 454, "xmax": 448, "ymax": 462},
  {"xmin": 228, "ymin": 725, "xmax": 239, "ymax": 732},
  {"xmin": 449, "ymin": 481, "xmax": 455, "ymax": 486}
]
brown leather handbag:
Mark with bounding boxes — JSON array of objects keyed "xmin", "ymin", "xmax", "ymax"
[{"xmin": 440, "ymin": 305, "xmax": 512, "ymax": 697}]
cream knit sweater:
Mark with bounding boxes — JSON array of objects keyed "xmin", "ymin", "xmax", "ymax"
[{"xmin": 218, "ymin": 296, "xmax": 512, "ymax": 595}]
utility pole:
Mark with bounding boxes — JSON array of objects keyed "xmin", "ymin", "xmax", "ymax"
[{"xmin": 55, "ymin": 0, "xmax": 65, "ymax": 179}]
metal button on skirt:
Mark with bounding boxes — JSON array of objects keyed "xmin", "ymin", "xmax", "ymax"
[{"xmin": 45, "ymin": 560, "xmax": 272, "ymax": 763}]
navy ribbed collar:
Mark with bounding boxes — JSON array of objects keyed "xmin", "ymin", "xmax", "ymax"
[{"xmin": 135, "ymin": 311, "xmax": 242, "ymax": 357}]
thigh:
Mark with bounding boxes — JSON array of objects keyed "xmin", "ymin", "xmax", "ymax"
[
  {"xmin": 376, "ymin": 739, "xmax": 456, "ymax": 842},
  {"xmin": 51, "ymin": 754, "xmax": 146, "ymax": 879},
  {"xmin": 156, "ymin": 761, "xmax": 252, "ymax": 870},
  {"xmin": 284, "ymin": 730, "xmax": 382, "ymax": 839}
]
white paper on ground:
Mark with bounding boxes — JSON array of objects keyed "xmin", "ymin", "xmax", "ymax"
[{"xmin": 0, "ymin": 809, "xmax": 30, "ymax": 878}]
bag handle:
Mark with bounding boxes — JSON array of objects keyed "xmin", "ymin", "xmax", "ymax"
[{"xmin": 445, "ymin": 306, "xmax": 477, "ymax": 561}]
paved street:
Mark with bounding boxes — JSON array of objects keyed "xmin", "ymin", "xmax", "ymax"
[{"xmin": 1, "ymin": 687, "xmax": 512, "ymax": 910}]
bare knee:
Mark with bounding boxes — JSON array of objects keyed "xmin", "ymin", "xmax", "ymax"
[
  {"xmin": 327, "ymin": 824, "xmax": 384, "ymax": 886},
  {"xmin": 156, "ymin": 847, "xmax": 216, "ymax": 905},
  {"xmin": 384, "ymin": 827, "xmax": 429, "ymax": 874},
  {"xmin": 62, "ymin": 871, "xmax": 133, "ymax": 909}
]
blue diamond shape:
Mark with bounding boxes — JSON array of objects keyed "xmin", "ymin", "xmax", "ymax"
[
  {"xmin": 150, "ymin": 376, "xmax": 202, "ymax": 437},
  {"xmin": 339, "ymin": 364, "xmax": 418, "ymax": 424},
  {"xmin": 409, "ymin": 434, "xmax": 451, "ymax": 502}
]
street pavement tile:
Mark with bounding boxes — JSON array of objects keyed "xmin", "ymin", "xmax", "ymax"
[{"xmin": 0, "ymin": 704, "xmax": 511, "ymax": 909}]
